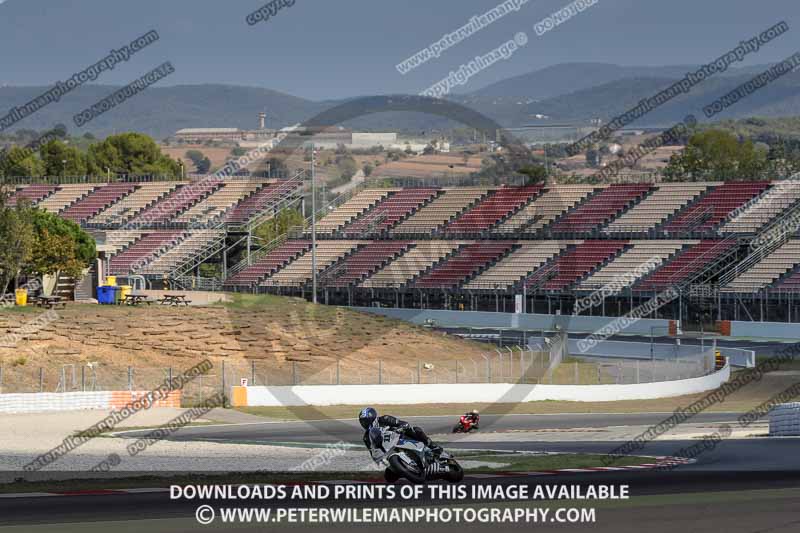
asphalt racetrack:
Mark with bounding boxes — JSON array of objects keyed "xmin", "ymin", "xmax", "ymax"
[{"xmin": 2, "ymin": 412, "xmax": 799, "ymax": 532}]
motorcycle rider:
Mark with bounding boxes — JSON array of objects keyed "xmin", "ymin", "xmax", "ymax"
[
  {"xmin": 463, "ymin": 409, "xmax": 480, "ymax": 430},
  {"xmin": 359, "ymin": 407, "xmax": 443, "ymax": 456}
]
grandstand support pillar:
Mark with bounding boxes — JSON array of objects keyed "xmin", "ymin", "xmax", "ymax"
[
  {"xmin": 395, "ymin": 290, "xmax": 399, "ymax": 308},
  {"xmin": 246, "ymin": 232, "xmax": 252, "ymax": 266},
  {"xmin": 222, "ymin": 249, "xmax": 228, "ymax": 279},
  {"xmin": 717, "ymin": 291, "xmax": 722, "ymax": 322},
  {"xmin": 311, "ymin": 142, "xmax": 318, "ymax": 305}
]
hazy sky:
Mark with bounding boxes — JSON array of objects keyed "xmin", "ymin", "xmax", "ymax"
[{"xmin": 1, "ymin": 0, "xmax": 798, "ymax": 99}]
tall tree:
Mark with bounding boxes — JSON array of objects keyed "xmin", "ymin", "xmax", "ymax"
[
  {"xmin": 39, "ymin": 139, "xmax": 88, "ymax": 176},
  {"xmin": 0, "ymin": 199, "xmax": 35, "ymax": 295},
  {"xmin": 664, "ymin": 129, "xmax": 768, "ymax": 182},
  {"xmin": 0, "ymin": 146, "xmax": 45, "ymax": 177},
  {"xmin": 87, "ymin": 133, "xmax": 181, "ymax": 176}
]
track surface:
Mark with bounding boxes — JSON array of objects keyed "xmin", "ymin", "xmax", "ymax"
[{"xmin": 4, "ymin": 412, "xmax": 800, "ymax": 531}]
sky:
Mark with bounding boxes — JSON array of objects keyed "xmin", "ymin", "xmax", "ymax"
[{"xmin": 0, "ymin": 0, "xmax": 798, "ymax": 100}]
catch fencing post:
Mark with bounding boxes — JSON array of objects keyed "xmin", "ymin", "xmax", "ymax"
[
  {"xmin": 417, "ymin": 360, "xmax": 421, "ymax": 384},
  {"xmin": 292, "ymin": 362, "xmax": 297, "ymax": 386},
  {"xmin": 0, "ymin": 366, "xmax": 3, "ymax": 393},
  {"xmin": 39, "ymin": 367, "xmax": 43, "ymax": 392},
  {"xmin": 168, "ymin": 367, "xmax": 173, "ymax": 389},
  {"xmin": 574, "ymin": 362, "xmax": 579, "ymax": 385},
  {"xmin": 127, "ymin": 366, "xmax": 133, "ymax": 391},
  {"xmin": 336, "ymin": 359, "xmax": 341, "ymax": 385},
  {"xmin": 378, "ymin": 360, "xmax": 383, "ymax": 385},
  {"xmin": 251, "ymin": 360, "xmax": 256, "ymax": 386},
  {"xmin": 636, "ymin": 360, "xmax": 640, "ymax": 384},
  {"xmin": 81, "ymin": 365, "xmax": 85, "ymax": 392},
  {"xmin": 455, "ymin": 360, "xmax": 459, "ymax": 384}
]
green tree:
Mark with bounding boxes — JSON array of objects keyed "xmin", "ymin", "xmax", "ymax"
[
  {"xmin": 26, "ymin": 209, "xmax": 95, "ymax": 281},
  {"xmin": 336, "ymin": 155, "xmax": 358, "ymax": 182},
  {"xmin": 664, "ymin": 129, "xmax": 768, "ymax": 182},
  {"xmin": 87, "ymin": 132, "xmax": 181, "ymax": 176},
  {"xmin": 39, "ymin": 140, "xmax": 88, "ymax": 176},
  {"xmin": 518, "ymin": 164, "xmax": 548, "ymax": 184},
  {"xmin": 0, "ymin": 146, "xmax": 45, "ymax": 177},
  {"xmin": 362, "ymin": 163, "xmax": 374, "ymax": 177},
  {"xmin": 0, "ymin": 198, "xmax": 35, "ymax": 295},
  {"xmin": 252, "ymin": 208, "xmax": 305, "ymax": 244}
]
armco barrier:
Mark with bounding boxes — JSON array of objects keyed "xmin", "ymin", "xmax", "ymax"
[
  {"xmin": 0, "ymin": 390, "xmax": 181, "ymax": 414},
  {"xmin": 769, "ymin": 402, "xmax": 800, "ymax": 436},
  {"xmin": 231, "ymin": 363, "xmax": 730, "ymax": 407},
  {"xmin": 352, "ymin": 307, "xmax": 672, "ymax": 336}
]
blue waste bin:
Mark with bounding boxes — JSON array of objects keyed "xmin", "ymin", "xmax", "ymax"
[{"xmin": 97, "ymin": 285, "xmax": 116, "ymax": 305}]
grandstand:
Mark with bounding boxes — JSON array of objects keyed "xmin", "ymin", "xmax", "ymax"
[{"xmin": 13, "ymin": 177, "xmax": 800, "ymax": 324}]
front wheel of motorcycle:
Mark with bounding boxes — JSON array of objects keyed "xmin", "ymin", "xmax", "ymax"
[
  {"xmin": 445, "ymin": 459, "xmax": 464, "ymax": 483},
  {"xmin": 384, "ymin": 468, "xmax": 401, "ymax": 483},
  {"xmin": 388, "ymin": 454, "xmax": 427, "ymax": 484},
  {"xmin": 452, "ymin": 424, "xmax": 463, "ymax": 433}
]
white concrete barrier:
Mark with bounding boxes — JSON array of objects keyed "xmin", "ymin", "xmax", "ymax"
[
  {"xmin": 0, "ymin": 390, "xmax": 182, "ymax": 413},
  {"xmin": 769, "ymin": 403, "xmax": 800, "ymax": 436},
  {"xmin": 232, "ymin": 363, "xmax": 730, "ymax": 407}
]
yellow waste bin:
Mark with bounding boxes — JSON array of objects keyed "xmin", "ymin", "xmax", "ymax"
[
  {"xmin": 119, "ymin": 285, "xmax": 133, "ymax": 303},
  {"xmin": 105, "ymin": 276, "xmax": 117, "ymax": 286},
  {"xmin": 15, "ymin": 288, "xmax": 27, "ymax": 307}
]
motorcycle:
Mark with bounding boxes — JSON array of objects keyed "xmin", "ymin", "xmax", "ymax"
[
  {"xmin": 368, "ymin": 426, "xmax": 464, "ymax": 484},
  {"xmin": 452, "ymin": 415, "xmax": 479, "ymax": 433}
]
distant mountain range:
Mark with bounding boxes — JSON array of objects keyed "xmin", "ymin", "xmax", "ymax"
[{"xmin": 1, "ymin": 62, "xmax": 798, "ymax": 139}]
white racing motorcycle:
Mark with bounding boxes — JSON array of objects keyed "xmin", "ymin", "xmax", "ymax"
[{"xmin": 367, "ymin": 426, "xmax": 464, "ymax": 484}]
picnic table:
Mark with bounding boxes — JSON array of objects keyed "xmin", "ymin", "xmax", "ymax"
[
  {"xmin": 122, "ymin": 294, "xmax": 153, "ymax": 306},
  {"xmin": 158, "ymin": 294, "xmax": 192, "ymax": 307},
  {"xmin": 34, "ymin": 295, "xmax": 67, "ymax": 309}
]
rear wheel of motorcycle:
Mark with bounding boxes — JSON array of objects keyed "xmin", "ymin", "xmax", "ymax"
[
  {"xmin": 388, "ymin": 454, "xmax": 427, "ymax": 484},
  {"xmin": 445, "ymin": 459, "xmax": 464, "ymax": 483},
  {"xmin": 384, "ymin": 468, "xmax": 401, "ymax": 483}
]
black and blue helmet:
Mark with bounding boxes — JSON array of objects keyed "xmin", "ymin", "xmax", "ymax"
[{"xmin": 359, "ymin": 407, "xmax": 378, "ymax": 429}]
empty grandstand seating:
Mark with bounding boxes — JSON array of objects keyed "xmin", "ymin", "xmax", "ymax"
[
  {"xmin": 224, "ymin": 240, "xmax": 312, "ymax": 287},
  {"xmin": 444, "ymin": 186, "xmax": 542, "ymax": 234},
  {"xmin": 360, "ymin": 241, "xmax": 465, "ymax": 288},
  {"xmin": 548, "ymin": 184, "xmax": 653, "ymax": 234},
  {"xmin": 526, "ymin": 240, "xmax": 629, "ymax": 291},
  {"xmin": 107, "ymin": 231, "xmax": 186, "ymax": 275},
  {"xmin": 6, "ymin": 184, "xmax": 57, "ymax": 205},
  {"xmin": 660, "ymin": 181, "xmax": 771, "ymax": 234},
  {"xmin": 634, "ymin": 239, "xmax": 738, "ymax": 291},
  {"xmin": 722, "ymin": 240, "xmax": 800, "ymax": 293},
  {"xmin": 88, "ymin": 182, "xmax": 181, "ymax": 226},
  {"xmin": 316, "ymin": 189, "xmax": 392, "ymax": 235},
  {"xmin": 577, "ymin": 241, "xmax": 689, "ymax": 291},
  {"xmin": 60, "ymin": 183, "xmax": 138, "ymax": 223},
  {"xmin": 319, "ymin": 241, "xmax": 413, "ymax": 288},
  {"xmin": 464, "ymin": 242, "xmax": 570, "ymax": 290},
  {"xmin": 341, "ymin": 188, "xmax": 439, "ymax": 235},
  {"xmin": 38, "ymin": 184, "xmax": 98, "ymax": 214},
  {"xmin": 721, "ymin": 180, "xmax": 800, "ymax": 234},
  {"xmin": 412, "ymin": 241, "xmax": 515, "ymax": 289},
  {"xmin": 139, "ymin": 230, "xmax": 225, "ymax": 275},
  {"xmin": 494, "ymin": 185, "xmax": 598, "ymax": 234},
  {"xmin": 131, "ymin": 180, "xmax": 223, "ymax": 226},
  {"xmin": 97, "ymin": 230, "xmax": 144, "ymax": 255},
  {"xmin": 391, "ymin": 188, "xmax": 487, "ymax": 235},
  {"xmin": 174, "ymin": 181, "xmax": 264, "ymax": 226},
  {"xmin": 261, "ymin": 241, "xmax": 364, "ymax": 287},
  {"xmin": 225, "ymin": 180, "xmax": 302, "ymax": 226},
  {"xmin": 605, "ymin": 183, "xmax": 710, "ymax": 234}
]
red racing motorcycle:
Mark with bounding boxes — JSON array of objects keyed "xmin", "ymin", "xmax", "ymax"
[{"xmin": 452, "ymin": 413, "xmax": 479, "ymax": 433}]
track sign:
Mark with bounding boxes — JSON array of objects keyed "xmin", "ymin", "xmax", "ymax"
[{"xmin": 240, "ymin": 378, "xmax": 248, "ymax": 386}]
